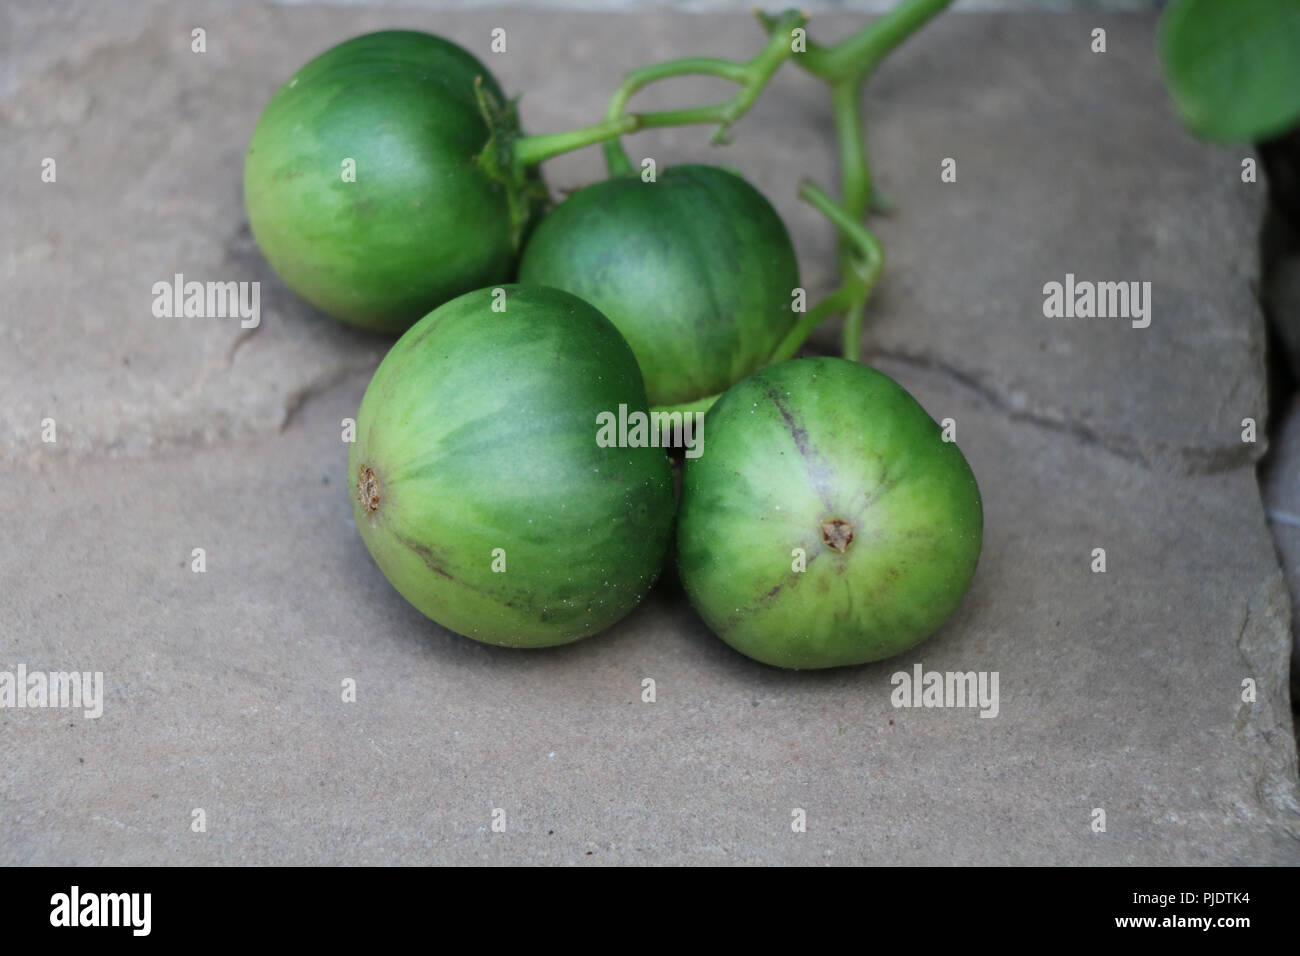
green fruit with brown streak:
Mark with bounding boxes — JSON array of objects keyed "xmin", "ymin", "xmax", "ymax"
[
  {"xmin": 350, "ymin": 285, "xmax": 674, "ymax": 647},
  {"xmin": 677, "ymin": 357, "xmax": 983, "ymax": 669}
]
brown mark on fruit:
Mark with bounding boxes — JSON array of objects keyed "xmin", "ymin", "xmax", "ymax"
[
  {"xmin": 863, "ymin": 474, "xmax": 901, "ymax": 509},
  {"xmin": 357, "ymin": 464, "xmax": 381, "ymax": 515},
  {"xmin": 392, "ymin": 530, "xmax": 456, "ymax": 582},
  {"xmin": 723, "ymin": 576, "xmax": 791, "ymax": 628},
  {"xmin": 821, "ymin": 518, "xmax": 854, "ymax": 554},
  {"xmin": 767, "ymin": 387, "xmax": 835, "ymax": 507},
  {"xmin": 765, "ymin": 387, "xmax": 811, "ymax": 459}
]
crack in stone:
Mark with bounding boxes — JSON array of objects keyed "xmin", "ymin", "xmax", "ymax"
[
  {"xmin": 226, "ymin": 325, "xmax": 258, "ymax": 366},
  {"xmin": 279, "ymin": 366, "xmax": 357, "ymax": 434},
  {"xmin": 866, "ymin": 347, "xmax": 1262, "ymax": 477},
  {"xmin": 1231, "ymin": 578, "xmax": 1300, "ymax": 831}
]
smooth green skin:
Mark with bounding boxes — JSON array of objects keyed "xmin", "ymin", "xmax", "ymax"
[
  {"xmin": 518, "ymin": 165, "xmax": 799, "ymax": 407},
  {"xmin": 349, "ymin": 284, "xmax": 674, "ymax": 647},
  {"xmin": 1157, "ymin": 0, "xmax": 1300, "ymax": 143},
  {"xmin": 245, "ymin": 31, "xmax": 518, "ymax": 334},
  {"xmin": 677, "ymin": 358, "xmax": 982, "ymax": 669}
]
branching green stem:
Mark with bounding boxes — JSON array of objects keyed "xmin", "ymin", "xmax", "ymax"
[
  {"xmin": 489, "ymin": 9, "xmax": 806, "ymax": 186},
  {"xmin": 499, "ymin": 0, "xmax": 947, "ymax": 388},
  {"xmin": 762, "ymin": 0, "xmax": 953, "ymax": 83},
  {"xmin": 763, "ymin": 0, "xmax": 947, "ymax": 361},
  {"xmin": 602, "ymin": 9, "xmax": 807, "ymax": 175},
  {"xmin": 510, "ymin": 1, "xmax": 947, "ymax": 180},
  {"xmin": 793, "ymin": 180, "xmax": 884, "ymax": 362}
]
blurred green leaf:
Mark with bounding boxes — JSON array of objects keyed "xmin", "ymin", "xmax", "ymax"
[{"xmin": 1157, "ymin": 0, "xmax": 1300, "ymax": 143}]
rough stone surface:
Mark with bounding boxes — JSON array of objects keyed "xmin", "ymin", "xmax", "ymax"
[
  {"xmin": 829, "ymin": 15, "xmax": 1266, "ymax": 476},
  {"xmin": 1262, "ymin": 394, "xmax": 1300, "ymax": 706},
  {"xmin": 1, "ymin": 2, "xmax": 1296, "ymax": 864}
]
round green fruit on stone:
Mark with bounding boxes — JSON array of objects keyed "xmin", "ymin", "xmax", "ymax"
[
  {"xmin": 677, "ymin": 357, "xmax": 983, "ymax": 669},
  {"xmin": 244, "ymin": 30, "xmax": 530, "ymax": 334},
  {"xmin": 518, "ymin": 165, "xmax": 799, "ymax": 407},
  {"xmin": 349, "ymin": 284, "xmax": 675, "ymax": 647}
]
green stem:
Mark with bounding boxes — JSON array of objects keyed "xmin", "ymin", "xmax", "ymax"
[
  {"xmin": 767, "ymin": 285, "xmax": 857, "ymax": 366},
  {"xmin": 827, "ymin": 81, "xmax": 873, "ymax": 359},
  {"xmin": 800, "ymin": 182, "xmax": 883, "ymax": 290},
  {"xmin": 603, "ymin": 9, "xmax": 807, "ymax": 175},
  {"xmin": 841, "ymin": 298, "xmax": 867, "ymax": 363},
  {"xmin": 506, "ymin": 0, "xmax": 946, "ymax": 184},
  {"xmin": 831, "ymin": 78, "xmax": 870, "ymax": 221},
  {"xmin": 512, "ymin": 114, "xmax": 641, "ymax": 173},
  {"xmin": 776, "ymin": 0, "xmax": 953, "ymax": 83},
  {"xmin": 760, "ymin": 0, "xmax": 945, "ymax": 364},
  {"xmin": 796, "ymin": 180, "xmax": 885, "ymax": 362}
]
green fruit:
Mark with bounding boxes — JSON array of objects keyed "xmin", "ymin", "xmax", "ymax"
[
  {"xmin": 245, "ymin": 30, "xmax": 537, "ymax": 334},
  {"xmin": 349, "ymin": 284, "xmax": 674, "ymax": 647},
  {"xmin": 518, "ymin": 165, "xmax": 799, "ymax": 407},
  {"xmin": 677, "ymin": 358, "xmax": 983, "ymax": 669}
]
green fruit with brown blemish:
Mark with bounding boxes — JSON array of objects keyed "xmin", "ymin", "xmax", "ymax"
[
  {"xmin": 349, "ymin": 284, "xmax": 674, "ymax": 647},
  {"xmin": 676, "ymin": 357, "xmax": 983, "ymax": 669}
]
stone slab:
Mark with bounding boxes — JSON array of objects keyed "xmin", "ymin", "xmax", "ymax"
[{"xmin": 0, "ymin": 1, "xmax": 1295, "ymax": 864}]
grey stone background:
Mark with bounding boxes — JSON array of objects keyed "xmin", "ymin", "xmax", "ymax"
[{"xmin": 1, "ymin": 0, "xmax": 1297, "ymax": 864}]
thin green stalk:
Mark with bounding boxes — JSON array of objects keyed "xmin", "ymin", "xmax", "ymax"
[
  {"xmin": 603, "ymin": 9, "xmax": 807, "ymax": 175},
  {"xmin": 797, "ymin": 180, "xmax": 885, "ymax": 362},
  {"xmin": 831, "ymin": 77, "xmax": 871, "ymax": 221},
  {"xmin": 760, "ymin": 0, "xmax": 947, "ymax": 364},
  {"xmin": 767, "ymin": 0, "xmax": 953, "ymax": 83},
  {"xmin": 841, "ymin": 298, "xmax": 867, "ymax": 363},
  {"xmin": 799, "ymin": 182, "xmax": 883, "ymax": 289},
  {"xmin": 767, "ymin": 285, "xmax": 858, "ymax": 366},
  {"xmin": 512, "ymin": 114, "xmax": 641, "ymax": 172},
  {"xmin": 828, "ymin": 80, "xmax": 873, "ymax": 359},
  {"xmin": 517, "ymin": 0, "xmax": 948, "ymax": 179}
]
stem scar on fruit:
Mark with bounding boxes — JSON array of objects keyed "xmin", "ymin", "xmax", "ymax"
[
  {"xmin": 358, "ymin": 464, "xmax": 381, "ymax": 516},
  {"xmin": 821, "ymin": 518, "xmax": 854, "ymax": 554}
]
